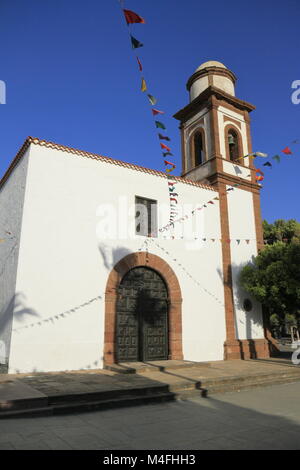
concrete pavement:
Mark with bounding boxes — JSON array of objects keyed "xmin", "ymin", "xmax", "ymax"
[{"xmin": 0, "ymin": 381, "xmax": 300, "ymax": 449}]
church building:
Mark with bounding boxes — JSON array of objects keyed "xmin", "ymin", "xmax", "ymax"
[{"xmin": 0, "ymin": 61, "xmax": 272, "ymax": 374}]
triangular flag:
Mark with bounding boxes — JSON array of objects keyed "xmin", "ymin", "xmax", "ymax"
[
  {"xmin": 130, "ymin": 35, "xmax": 143, "ymax": 49},
  {"xmin": 256, "ymin": 175, "xmax": 264, "ymax": 182},
  {"xmin": 141, "ymin": 78, "xmax": 147, "ymax": 92},
  {"xmin": 272, "ymin": 155, "xmax": 281, "ymax": 163},
  {"xmin": 213, "ymin": 197, "xmax": 219, "ymax": 200},
  {"xmin": 159, "ymin": 133, "xmax": 170, "ymax": 141},
  {"xmin": 123, "ymin": 9, "xmax": 145, "ymax": 24},
  {"xmin": 246, "ymin": 239, "xmax": 250, "ymax": 244},
  {"xmin": 166, "ymin": 167, "xmax": 175, "ymax": 173},
  {"xmin": 254, "ymin": 152, "xmax": 268, "ymax": 158},
  {"xmin": 155, "ymin": 121, "xmax": 166, "ymax": 130},
  {"xmin": 164, "ymin": 160, "xmax": 175, "ymax": 166},
  {"xmin": 163, "ymin": 152, "xmax": 173, "ymax": 157},
  {"xmin": 152, "ymin": 108, "xmax": 164, "ymax": 116},
  {"xmin": 208, "ymin": 201, "xmax": 214, "ymax": 205},
  {"xmin": 161, "ymin": 143, "xmax": 171, "ymax": 152},
  {"xmin": 282, "ymin": 146, "xmax": 292, "ymax": 155},
  {"xmin": 211, "ymin": 238, "xmax": 215, "ymax": 242},
  {"xmin": 136, "ymin": 57, "xmax": 143, "ymax": 72},
  {"xmin": 147, "ymin": 94, "xmax": 157, "ymax": 105},
  {"xmin": 263, "ymin": 162, "xmax": 272, "ymax": 167},
  {"xmin": 236, "ymin": 239, "xmax": 241, "ymax": 245}
]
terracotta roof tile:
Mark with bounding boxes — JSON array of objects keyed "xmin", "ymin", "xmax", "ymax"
[{"xmin": 0, "ymin": 136, "xmax": 217, "ymax": 192}]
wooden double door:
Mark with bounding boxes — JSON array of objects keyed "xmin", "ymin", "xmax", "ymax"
[{"xmin": 116, "ymin": 267, "xmax": 168, "ymax": 362}]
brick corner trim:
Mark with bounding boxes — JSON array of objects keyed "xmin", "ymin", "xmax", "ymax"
[{"xmin": 104, "ymin": 251, "xmax": 183, "ymax": 365}]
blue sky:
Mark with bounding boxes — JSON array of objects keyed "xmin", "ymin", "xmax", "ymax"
[{"xmin": 0, "ymin": 0, "xmax": 299, "ymax": 222}]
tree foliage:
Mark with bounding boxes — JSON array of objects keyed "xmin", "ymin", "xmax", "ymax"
[
  {"xmin": 240, "ymin": 219, "xmax": 300, "ymax": 339},
  {"xmin": 263, "ymin": 219, "xmax": 300, "ymax": 245}
]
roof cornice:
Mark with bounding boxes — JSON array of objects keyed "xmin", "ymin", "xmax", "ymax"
[
  {"xmin": 0, "ymin": 137, "xmax": 217, "ymax": 192},
  {"xmin": 174, "ymin": 85, "xmax": 256, "ymax": 122}
]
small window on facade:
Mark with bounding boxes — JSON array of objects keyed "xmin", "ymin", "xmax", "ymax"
[
  {"xmin": 194, "ymin": 132, "xmax": 205, "ymax": 166},
  {"xmin": 135, "ymin": 196, "xmax": 157, "ymax": 237},
  {"xmin": 228, "ymin": 130, "xmax": 239, "ymax": 161}
]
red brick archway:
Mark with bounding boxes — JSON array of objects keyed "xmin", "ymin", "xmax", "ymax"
[{"xmin": 104, "ymin": 251, "xmax": 183, "ymax": 365}]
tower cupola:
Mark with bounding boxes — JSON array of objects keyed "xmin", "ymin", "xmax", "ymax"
[{"xmin": 187, "ymin": 61, "xmax": 237, "ymax": 102}]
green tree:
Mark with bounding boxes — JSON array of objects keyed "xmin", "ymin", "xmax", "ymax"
[
  {"xmin": 240, "ymin": 233, "xmax": 300, "ymax": 341},
  {"xmin": 263, "ymin": 219, "xmax": 300, "ymax": 245}
]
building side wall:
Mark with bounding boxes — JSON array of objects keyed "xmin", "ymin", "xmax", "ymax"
[
  {"xmin": 8, "ymin": 145, "xmax": 227, "ymax": 373},
  {"xmin": 0, "ymin": 149, "xmax": 30, "ymax": 369},
  {"xmin": 227, "ymin": 187, "xmax": 264, "ymax": 339}
]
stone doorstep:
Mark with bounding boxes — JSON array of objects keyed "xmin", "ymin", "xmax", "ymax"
[{"xmin": 105, "ymin": 360, "xmax": 211, "ymax": 374}]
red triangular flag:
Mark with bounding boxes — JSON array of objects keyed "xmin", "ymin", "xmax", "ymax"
[
  {"xmin": 123, "ymin": 9, "xmax": 145, "ymax": 24},
  {"xmin": 161, "ymin": 143, "xmax": 171, "ymax": 152},
  {"xmin": 152, "ymin": 108, "xmax": 165, "ymax": 116},
  {"xmin": 164, "ymin": 160, "xmax": 175, "ymax": 166},
  {"xmin": 282, "ymin": 146, "xmax": 292, "ymax": 155},
  {"xmin": 136, "ymin": 57, "xmax": 143, "ymax": 72}
]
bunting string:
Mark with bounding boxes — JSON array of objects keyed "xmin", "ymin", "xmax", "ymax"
[
  {"xmin": 159, "ymin": 183, "xmax": 240, "ymax": 233},
  {"xmin": 148, "ymin": 237, "xmax": 225, "ymax": 307},
  {"xmin": 117, "ymin": 2, "xmax": 179, "ymax": 223},
  {"xmin": 236, "ymin": 139, "xmax": 298, "ymax": 184}
]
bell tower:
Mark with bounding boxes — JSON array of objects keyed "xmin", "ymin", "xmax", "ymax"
[
  {"xmin": 174, "ymin": 61, "xmax": 271, "ymax": 360},
  {"xmin": 174, "ymin": 60, "xmax": 257, "ymax": 188}
]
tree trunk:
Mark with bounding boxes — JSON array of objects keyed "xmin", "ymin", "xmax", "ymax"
[{"xmin": 290, "ymin": 326, "xmax": 295, "ymax": 343}]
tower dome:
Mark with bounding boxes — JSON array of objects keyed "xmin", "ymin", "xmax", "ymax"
[
  {"xmin": 187, "ymin": 60, "xmax": 237, "ymax": 102},
  {"xmin": 195, "ymin": 60, "xmax": 227, "ymax": 71}
]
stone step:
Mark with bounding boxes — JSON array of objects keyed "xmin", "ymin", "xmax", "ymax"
[
  {"xmin": 175, "ymin": 372, "xmax": 300, "ymax": 397},
  {"xmin": 0, "ymin": 390, "xmax": 176, "ymax": 419},
  {"xmin": 48, "ymin": 383, "xmax": 172, "ymax": 405},
  {"xmin": 1, "ymin": 369, "xmax": 300, "ymax": 419}
]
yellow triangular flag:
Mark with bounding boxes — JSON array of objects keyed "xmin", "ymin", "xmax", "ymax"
[{"xmin": 141, "ymin": 78, "xmax": 147, "ymax": 92}]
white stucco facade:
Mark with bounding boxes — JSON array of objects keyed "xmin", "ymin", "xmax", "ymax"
[{"xmin": 3, "ymin": 142, "xmax": 226, "ymax": 373}]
